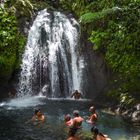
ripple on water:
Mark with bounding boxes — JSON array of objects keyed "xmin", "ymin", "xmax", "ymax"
[{"xmin": 0, "ymin": 98, "xmax": 139, "ymax": 140}]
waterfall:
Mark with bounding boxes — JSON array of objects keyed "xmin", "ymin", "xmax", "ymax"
[{"xmin": 17, "ymin": 9, "xmax": 85, "ymax": 98}]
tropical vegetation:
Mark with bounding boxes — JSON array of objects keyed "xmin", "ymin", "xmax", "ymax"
[{"xmin": 59, "ymin": 0, "xmax": 140, "ymax": 107}]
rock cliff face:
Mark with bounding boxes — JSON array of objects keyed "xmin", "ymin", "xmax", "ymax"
[
  {"xmin": 0, "ymin": 1, "xmax": 110, "ymax": 99},
  {"xmin": 79, "ymin": 33, "xmax": 110, "ymax": 98},
  {"xmin": 16, "ymin": 9, "xmax": 110, "ymax": 98}
]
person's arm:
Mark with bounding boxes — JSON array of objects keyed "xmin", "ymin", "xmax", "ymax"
[
  {"xmin": 31, "ymin": 115, "xmax": 36, "ymax": 122},
  {"xmin": 71, "ymin": 92, "xmax": 75, "ymax": 98},
  {"xmin": 40, "ymin": 115, "xmax": 45, "ymax": 123},
  {"xmin": 91, "ymin": 113, "xmax": 97, "ymax": 122},
  {"xmin": 25, "ymin": 116, "xmax": 35, "ymax": 124}
]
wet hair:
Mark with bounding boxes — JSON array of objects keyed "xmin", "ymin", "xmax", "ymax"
[
  {"xmin": 73, "ymin": 110, "xmax": 79, "ymax": 117},
  {"xmin": 91, "ymin": 127, "xmax": 105, "ymax": 137},
  {"xmin": 64, "ymin": 114, "xmax": 71, "ymax": 122},
  {"xmin": 91, "ymin": 127, "xmax": 99, "ymax": 135},
  {"xmin": 34, "ymin": 108, "xmax": 40, "ymax": 115},
  {"xmin": 89, "ymin": 106, "xmax": 95, "ymax": 113}
]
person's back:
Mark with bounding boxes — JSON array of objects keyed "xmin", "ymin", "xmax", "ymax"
[
  {"xmin": 73, "ymin": 116, "xmax": 83, "ymax": 128},
  {"xmin": 95, "ymin": 134, "xmax": 106, "ymax": 140},
  {"xmin": 72, "ymin": 110, "xmax": 83, "ymax": 129},
  {"xmin": 96, "ymin": 134, "xmax": 111, "ymax": 140}
]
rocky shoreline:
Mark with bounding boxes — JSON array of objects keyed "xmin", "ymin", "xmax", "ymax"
[
  {"xmin": 93, "ymin": 98, "xmax": 140, "ymax": 125},
  {"xmin": 115, "ymin": 103, "xmax": 140, "ymax": 123}
]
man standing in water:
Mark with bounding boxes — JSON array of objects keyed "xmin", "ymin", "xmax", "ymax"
[
  {"xmin": 67, "ymin": 110, "xmax": 83, "ymax": 140},
  {"xmin": 72, "ymin": 110, "xmax": 84, "ymax": 129},
  {"xmin": 86, "ymin": 106, "xmax": 97, "ymax": 127},
  {"xmin": 71, "ymin": 90, "xmax": 82, "ymax": 99}
]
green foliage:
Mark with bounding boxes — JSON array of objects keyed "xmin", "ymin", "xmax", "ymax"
[
  {"xmin": 15, "ymin": 0, "xmax": 33, "ymax": 17},
  {"xmin": 73, "ymin": 0, "xmax": 140, "ymax": 103},
  {"xmin": 80, "ymin": 7, "xmax": 122, "ymax": 24},
  {"xmin": 0, "ymin": 8, "xmax": 25, "ymax": 83},
  {"xmin": 5, "ymin": 0, "xmax": 33, "ymax": 17}
]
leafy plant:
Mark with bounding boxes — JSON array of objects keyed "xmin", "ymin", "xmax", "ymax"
[
  {"xmin": 0, "ymin": 8, "xmax": 25, "ymax": 84},
  {"xmin": 78, "ymin": 0, "xmax": 140, "ymax": 103}
]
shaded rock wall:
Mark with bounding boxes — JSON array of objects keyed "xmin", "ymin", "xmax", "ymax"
[{"xmin": 79, "ymin": 33, "xmax": 110, "ymax": 99}]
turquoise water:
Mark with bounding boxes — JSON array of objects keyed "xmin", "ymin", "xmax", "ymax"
[{"xmin": 0, "ymin": 97, "xmax": 139, "ymax": 140}]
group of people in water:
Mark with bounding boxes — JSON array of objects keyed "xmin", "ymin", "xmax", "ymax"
[
  {"xmin": 27, "ymin": 105, "xmax": 111, "ymax": 140},
  {"xmin": 64, "ymin": 106, "xmax": 111, "ymax": 140},
  {"xmin": 21, "ymin": 89, "xmax": 111, "ymax": 139}
]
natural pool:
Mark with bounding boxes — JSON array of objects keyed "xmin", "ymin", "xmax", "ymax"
[{"xmin": 0, "ymin": 96, "xmax": 139, "ymax": 140}]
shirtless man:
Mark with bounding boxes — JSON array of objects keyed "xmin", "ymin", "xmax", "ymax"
[
  {"xmin": 72, "ymin": 110, "xmax": 84, "ymax": 129},
  {"xmin": 71, "ymin": 90, "xmax": 82, "ymax": 99},
  {"xmin": 86, "ymin": 106, "xmax": 97, "ymax": 125}
]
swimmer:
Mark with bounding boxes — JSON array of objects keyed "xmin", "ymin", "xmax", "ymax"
[
  {"xmin": 64, "ymin": 114, "xmax": 73, "ymax": 127},
  {"xmin": 72, "ymin": 110, "xmax": 84, "ymax": 129},
  {"xmin": 86, "ymin": 106, "xmax": 97, "ymax": 125},
  {"xmin": 71, "ymin": 90, "xmax": 82, "ymax": 99},
  {"xmin": 26, "ymin": 108, "xmax": 45, "ymax": 126}
]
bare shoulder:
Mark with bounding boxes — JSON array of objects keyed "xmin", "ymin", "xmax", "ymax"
[
  {"xmin": 106, "ymin": 138, "xmax": 112, "ymax": 140},
  {"xmin": 67, "ymin": 137, "xmax": 73, "ymax": 140}
]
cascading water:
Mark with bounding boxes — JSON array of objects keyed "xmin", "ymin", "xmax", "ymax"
[{"xmin": 17, "ymin": 9, "xmax": 85, "ymax": 98}]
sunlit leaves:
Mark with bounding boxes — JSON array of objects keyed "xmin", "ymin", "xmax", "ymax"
[
  {"xmin": 0, "ymin": 8, "xmax": 25, "ymax": 82},
  {"xmin": 78, "ymin": 0, "xmax": 140, "ymax": 100}
]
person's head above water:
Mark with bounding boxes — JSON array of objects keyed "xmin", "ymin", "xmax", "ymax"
[
  {"xmin": 64, "ymin": 114, "xmax": 71, "ymax": 122},
  {"xmin": 34, "ymin": 108, "xmax": 41, "ymax": 115},
  {"xmin": 73, "ymin": 110, "xmax": 79, "ymax": 117},
  {"xmin": 89, "ymin": 106, "xmax": 96, "ymax": 113},
  {"xmin": 91, "ymin": 126, "xmax": 99, "ymax": 135}
]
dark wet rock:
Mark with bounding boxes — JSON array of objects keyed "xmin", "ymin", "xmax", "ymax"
[
  {"xmin": 115, "ymin": 103, "xmax": 140, "ymax": 123},
  {"xmin": 132, "ymin": 111, "xmax": 140, "ymax": 122}
]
